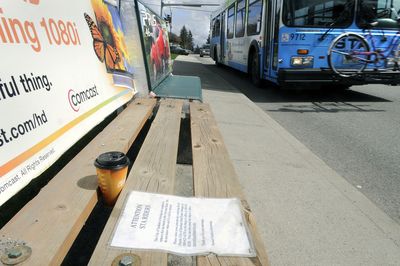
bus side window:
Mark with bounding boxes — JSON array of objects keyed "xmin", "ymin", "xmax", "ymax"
[
  {"xmin": 212, "ymin": 18, "xmax": 216, "ymax": 37},
  {"xmin": 215, "ymin": 16, "xmax": 221, "ymax": 37},
  {"xmin": 247, "ymin": 0, "xmax": 263, "ymax": 36},
  {"xmin": 227, "ymin": 4, "xmax": 235, "ymax": 39},
  {"xmin": 236, "ymin": 0, "xmax": 246, "ymax": 37}
]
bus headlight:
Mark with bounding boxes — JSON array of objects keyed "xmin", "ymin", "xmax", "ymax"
[
  {"xmin": 386, "ymin": 58, "xmax": 397, "ymax": 68},
  {"xmin": 291, "ymin": 56, "xmax": 314, "ymax": 67}
]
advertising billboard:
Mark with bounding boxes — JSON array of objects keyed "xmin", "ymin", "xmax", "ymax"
[
  {"xmin": 136, "ymin": 1, "xmax": 172, "ymax": 89},
  {"xmin": 0, "ymin": 0, "xmax": 138, "ymax": 205}
]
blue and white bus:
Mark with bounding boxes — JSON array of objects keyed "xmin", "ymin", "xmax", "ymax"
[{"xmin": 210, "ymin": 0, "xmax": 400, "ymax": 88}]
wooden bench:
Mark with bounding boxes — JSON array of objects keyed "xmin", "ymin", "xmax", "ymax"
[
  {"xmin": 1, "ymin": 98, "xmax": 269, "ymax": 265},
  {"xmin": 89, "ymin": 100, "xmax": 269, "ymax": 265},
  {"xmin": 0, "ymin": 98, "xmax": 156, "ymax": 265}
]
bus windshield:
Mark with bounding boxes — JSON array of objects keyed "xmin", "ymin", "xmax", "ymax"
[
  {"xmin": 283, "ymin": 0, "xmax": 355, "ymax": 27},
  {"xmin": 357, "ymin": 0, "xmax": 400, "ymax": 28}
]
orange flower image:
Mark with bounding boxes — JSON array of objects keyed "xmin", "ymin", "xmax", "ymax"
[
  {"xmin": 87, "ymin": 0, "xmax": 133, "ymax": 74},
  {"xmin": 24, "ymin": 0, "xmax": 40, "ymax": 5}
]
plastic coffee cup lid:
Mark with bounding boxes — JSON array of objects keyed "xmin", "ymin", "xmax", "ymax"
[{"xmin": 94, "ymin": 151, "xmax": 130, "ymax": 170}]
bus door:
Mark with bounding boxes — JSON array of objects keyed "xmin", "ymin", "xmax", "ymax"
[
  {"xmin": 263, "ymin": 0, "xmax": 274, "ymax": 77},
  {"xmin": 270, "ymin": 0, "xmax": 282, "ymax": 80},
  {"xmin": 220, "ymin": 11, "xmax": 226, "ymax": 62},
  {"xmin": 265, "ymin": 0, "xmax": 282, "ymax": 79}
]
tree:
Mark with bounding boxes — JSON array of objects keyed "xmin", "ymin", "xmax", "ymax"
[
  {"xmin": 179, "ymin": 25, "xmax": 188, "ymax": 49},
  {"xmin": 206, "ymin": 34, "xmax": 210, "ymax": 44},
  {"xmin": 179, "ymin": 26, "xmax": 194, "ymax": 50},
  {"xmin": 187, "ymin": 30, "xmax": 194, "ymax": 51},
  {"xmin": 169, "ymin": 32, "xmax": 180, "ymax": 44}
]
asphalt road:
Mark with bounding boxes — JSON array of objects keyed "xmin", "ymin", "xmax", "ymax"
[{"xmin": 175, "ymin": 55, "xmax": 400, "ymax": 225}]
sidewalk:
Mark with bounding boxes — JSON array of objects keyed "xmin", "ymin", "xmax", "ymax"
[{"xmin": 173, "ymin": 55, "xmax": 400, "ymax": 265}]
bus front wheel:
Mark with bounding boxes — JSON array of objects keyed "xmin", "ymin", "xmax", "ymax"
[{"xmin": 250, "ymin": 53, "xmax": 262, "ymax": 87}]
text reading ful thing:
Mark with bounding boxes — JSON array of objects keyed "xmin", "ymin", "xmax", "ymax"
[{"xmin": 0, "ymin": 6, "xmax": 81, "ymax": 53}]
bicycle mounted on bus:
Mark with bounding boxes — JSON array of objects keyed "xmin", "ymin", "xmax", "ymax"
[{"xmin": 327, "ymin": 1, "xmax": 400, "ymax": 81}]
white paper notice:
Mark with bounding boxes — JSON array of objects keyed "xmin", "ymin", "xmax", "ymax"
[{"xmin": 110, "ymin": 191, "xmax": 256, "ymax": 256}]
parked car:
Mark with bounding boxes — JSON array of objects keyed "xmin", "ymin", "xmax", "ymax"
[
  {"xmin": 170, "ymin": 45, "xmax": 189, "ymax": 55},
  {"xmin": 200, "ymin": 44, "xmax": 210, "ymax": 57}
]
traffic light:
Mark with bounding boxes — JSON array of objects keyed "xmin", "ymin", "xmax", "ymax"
[{"xmin": 164, "ymin": 14, "xmax": 172, "ymax": 23}]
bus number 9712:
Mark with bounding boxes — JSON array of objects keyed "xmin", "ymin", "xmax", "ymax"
[{"xmin": 290, "ymin": 33, "xmax": 306, "ymax": 41}]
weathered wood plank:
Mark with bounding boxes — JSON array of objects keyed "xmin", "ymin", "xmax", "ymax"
[
  {"xmin": 190, "ymin": 102, "xmax": 270, "ymax": 266},
  {"xmin": 0, "ymin": 98, "xmax": 156, "ymax": 265},
  {"xmin": 89, "ymin": 99, "xmax": 183, "ymax": 265}
]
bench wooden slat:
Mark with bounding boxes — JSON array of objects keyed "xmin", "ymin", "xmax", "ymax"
[
  {"xmin": 89, "ymin": 99, "xmax": 183, "ymax": 265},
  {"xmin": 190, "ymin": 102, "xmax": 270, "ymax": 266},
  {"xmin": 0, "ymin": 98, "xmax": 156, "ymax": 265}
]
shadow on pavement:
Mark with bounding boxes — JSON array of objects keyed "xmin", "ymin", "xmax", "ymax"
[
  {"xmin": 204, "ymin": 64, "xmax": 391, "ymax": 104},
  {"xmin": 172, "ymin": 57, "xmax": 390, "ymax": 113},
  {"xmin": 172, "ymin": 59, "xmax": 241, "ymax": 94},
  {"xmin": 172, "ymin": 57, "xmax": 390, "ymax": 104},
  {"xmin": 264, "ymin": 102, "xmax": 386, "ymax": 113}
]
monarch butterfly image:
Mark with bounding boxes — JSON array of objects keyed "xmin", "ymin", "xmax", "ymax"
[{"xmin": 84, "ymin": 13, "xmax": 120, "ymax": 71}]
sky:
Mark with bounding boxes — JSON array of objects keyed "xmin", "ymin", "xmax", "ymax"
[{"xmin": 141, "ymin": 0, "xmax": 225, "ymax": 46}]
